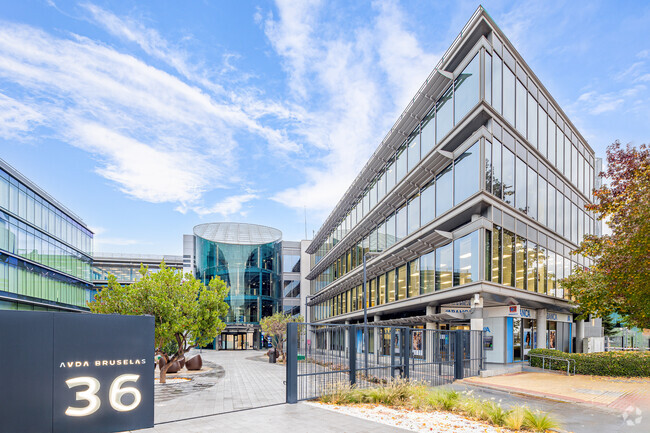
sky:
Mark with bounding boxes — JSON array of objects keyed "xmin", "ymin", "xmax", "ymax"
[{"xmin": 0, "ymin": 0, "xmax": 648, "ymax": 255}]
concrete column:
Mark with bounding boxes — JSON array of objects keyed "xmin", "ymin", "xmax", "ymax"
[
  {"xmin": 470, "ymin": 295, "xmax": 484, "ymax": 331},
  {"xmin": 576, "ymin": 319, "xmax": 585, "ymax": 353},
  {"xmin": 425, "ymin": 305, "xmax": 436, "ymax": 362},
  {"xmin": 345, "ymin": 320, "xmax": 350, "ymax": 357},
  {"xmin": 536, "ymin": 308, "xmax": 547, "ymax": 349},
  {"xmin": 373, "ymin": 315, "xmax": 381, "ymax": 357},
  {"xmin": 470, "ymin": 296, "xmax": 484, "ymax": 368}
]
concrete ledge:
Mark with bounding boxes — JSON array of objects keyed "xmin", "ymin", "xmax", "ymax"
[{"xmin": 479, "ymin": 364, "xmax": 523, "ymax": 377}]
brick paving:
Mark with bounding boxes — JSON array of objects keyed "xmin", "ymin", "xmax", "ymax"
[
  {"xmin": 153, "ymin": 349, "xmax": 286, "ymax": 423},
  {"xmin": 462, "ymin": 371, "xmax": 650, "ymax": 410},
  {"xmin": 129, "ymin": 349, "xmax": 406, "ymax": 433}
]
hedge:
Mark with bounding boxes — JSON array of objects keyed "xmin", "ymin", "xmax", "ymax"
[{"xmin": 528, "ymin": 348, "xmax": 650, "ymax": 377}]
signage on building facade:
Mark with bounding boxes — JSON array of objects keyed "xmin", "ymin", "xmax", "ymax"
[{"xmin": 0, "ymin": 310, "xmax": 154, "ymax": 433}]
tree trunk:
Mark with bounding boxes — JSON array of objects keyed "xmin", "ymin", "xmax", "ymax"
[{"xmin": 159, "ymin": 356, "xmax": 176, "ymax": 384}]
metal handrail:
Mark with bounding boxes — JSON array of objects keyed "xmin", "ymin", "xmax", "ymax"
[{"xmin": 528, "ymin": 353, "xmax": 576, "ymax": 375}]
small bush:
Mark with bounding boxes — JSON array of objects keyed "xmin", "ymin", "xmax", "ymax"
[
  {"xmin": 524, "ymin": 408, "xmax": 559, "ymax": 432},
  {"xmin": 459, "ymin": 397, "xmax": 485, "ymax": 419},
  {"xmin": 504, "ymin": 405, "xmax": 527, "ymax": 430},
  {"xmin": 426, "ymin": 388, "xmax": 460, "ymax": 411},
  {"xmin": 481, "ymin": 400, "xmax": 509, "ymax": 426},
  {"xmin": 529, "ymin": 348, "xmax": 650, "ymax": 377}
]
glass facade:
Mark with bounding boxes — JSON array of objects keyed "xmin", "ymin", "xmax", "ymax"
[
  {"xmin": 194, "ymin": 224, "xmax": 282, "ymax": 325},
  {"xmin": 0, "ymin": 162, "xmax": 94, "ymax": 311},
  {"xmin": 307, "ymin": 10, "xmax": 598, "ymax": 332}
]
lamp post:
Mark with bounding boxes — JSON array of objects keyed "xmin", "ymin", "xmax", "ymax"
[{"xmin": 363, "ymin": 251, "xmax": 380, "ymax": 372}]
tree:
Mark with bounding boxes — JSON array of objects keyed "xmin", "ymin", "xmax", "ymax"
[
  {"xmin": 88, "ymin": 262, "xmax": 230, "ymax": 383},
  {"xmin": 563, "ymin": 141, "xmax": 650, "ymax": 329},
  {"xmin": 260, "ymin": 313, "xmax": 303, "ymax": 362}
]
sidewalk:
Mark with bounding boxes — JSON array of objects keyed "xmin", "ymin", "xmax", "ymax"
[
  {"xmin": 462, "ymin": 371, "xmax": 650, "ymax": 411},
  {"xmin": 132, "ymin": 402, "xmax": 407, "ymax": 433}
]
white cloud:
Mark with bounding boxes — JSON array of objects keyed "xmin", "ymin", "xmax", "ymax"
[
  {"xmin": 0, "ymin": 12, "xmax": 303, "ymax": 210},
  {"xmin": 188, "ymin": 193, "xmax": 259, "ymax": 217},
  {"xmin": 265, "ymin": 0, "xmax": 439, "ymax": 214},
  {"xmin": 0, "ymin": 93, "xmax": 44, "ymax": 139}
]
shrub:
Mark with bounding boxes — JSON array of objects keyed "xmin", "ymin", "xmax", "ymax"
[
  {"xmin": 504, "ymin": 405, "xmax": 527, "ymax": 430},
  {"xmin": 529, "ymin": 348, "xmax": 650, "ymax": 377},
  {"xmin": 459, "ymin": 396, "xmax": 485, "ymax": 419},
  {"xmin": 427, "ymin": 388, "xmax": 460, "ymax": 411},
  {"xmin": 523, "ymin": 408, "xmax": 559, "ymax": 432},
  {"xmin": 481, "ymin": 400, "xmax": 509, "ymax": 426}
]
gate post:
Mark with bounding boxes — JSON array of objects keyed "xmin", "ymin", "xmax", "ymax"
[
  {"xmin": 402, "ymin": 328, "xmax": 410, "ymax": 379},
  {"xmin": 349, "ymin": 325, "xmax": 357, "ymax": 385},
  {"xmin": 390, "ymin": 328, "xmax": 396, "ymax": 379},
  {"xmin": 286, "ymin": 322, "xmax": 298, "ymax": 404},
  {"xmin": 454, "ymin": 331, "xmax": 464, "ymax": 380}
]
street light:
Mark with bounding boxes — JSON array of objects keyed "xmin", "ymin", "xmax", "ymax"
[{"xmin": 362, "ymin": 251, "xmax": 381, "ymax": 372}]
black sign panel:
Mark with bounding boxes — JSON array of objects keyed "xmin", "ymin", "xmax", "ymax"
[{"xmin": 0, "ymin": 310, "xmax": 154, "ymax": 433}]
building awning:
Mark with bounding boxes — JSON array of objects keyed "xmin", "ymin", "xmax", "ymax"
[{"xmin": 372, "ymin": 312, "xmax": 468, "ymax": 326}]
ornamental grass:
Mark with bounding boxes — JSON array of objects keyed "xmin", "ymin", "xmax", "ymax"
[{"xmin": 318, "ymin": 380, "xmax": 561, "ymax": 432}]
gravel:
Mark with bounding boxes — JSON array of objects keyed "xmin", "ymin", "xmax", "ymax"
[{"xmin": 308, "ymin": 402, "xmax": 514, "ymax": 432}]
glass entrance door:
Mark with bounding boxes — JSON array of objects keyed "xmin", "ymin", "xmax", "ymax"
[{"xmin": 513, "ymin": 318, "xmax": 522, "ymax": 362}]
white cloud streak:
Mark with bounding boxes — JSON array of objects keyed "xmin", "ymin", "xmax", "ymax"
[
  {"xmin": 266, "ymin": 0, "xmax": 439, "ymax": 214},
  {"xmin": 0, "ymin": 9, "xmax": 303, "ymax": 216}
]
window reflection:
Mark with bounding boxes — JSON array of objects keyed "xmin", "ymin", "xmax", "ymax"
[
  {"xmin": 435, "ymin": 243, "xmax": 453, "ymax": 290},
  {"xmin": 454, "ymin": 54, "xmax": 480, "ymax": 122},
  {"xmin": 436, "ymin": 164, "xmax": 453, "ymax": 216},
  {"xmin": 454, "ymin": 142, "xmax": 479, "ymax": 205},
  {"xmin": 453, "ymin": 231, "xmax": 478, "ymax": 285}
]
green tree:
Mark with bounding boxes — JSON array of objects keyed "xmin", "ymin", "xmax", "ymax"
[
  {"xmin": 563, "ymin": 142, "xmax": 650, "ymax": 329},
  {"xmin": 89, "ymin": 261, "xmax": 230, "ymax": 383},
  {"xmin": 260, "ymin": 313, "xmax": 303, "ymax": 362}
]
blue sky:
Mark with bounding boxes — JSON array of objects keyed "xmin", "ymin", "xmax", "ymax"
[{"xmin": 1, "ymin": 0, "xmax": 648, "ymax": 255}]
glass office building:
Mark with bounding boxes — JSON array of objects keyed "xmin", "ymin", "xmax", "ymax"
[
  {"xmin": 193, "ymin": 222, "xmax": 282, "ymax": 349},
  {"xmin": 0, "ymin": 158, "xmax": 94, "ymax": 312},
  {"xmin": 92, "ymin": 252, "xmax": 183, "ymax": 289},
  {"xmin": 306, "ymin": 7, "xmax": 602, "ymax": 363}
]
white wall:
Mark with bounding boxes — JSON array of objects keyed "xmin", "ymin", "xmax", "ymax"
[{"xmin": 484, "ymin": 317, "xmax": 506, "ymax": 364}]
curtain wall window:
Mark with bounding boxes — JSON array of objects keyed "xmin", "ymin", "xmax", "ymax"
[
  {"xmin": 436, "ymin": 164, "xmax": 453, "ymax": 216},
  {"xmin": 454, "ymin": 53, "xmax": 480, "ymax": 123},
  {"xmin": 420, "ymin": 180, "xmax": 435, "ymax": 225},
  {"xmin": 407, "ymin": 131, "xmax": 420, "ymax": 172},
  {"xmin": 420, "ymin": 250, "xmax": 435, "ymax": 294},
  {"xmin": 453, "ymin": 231, "xmax": 479, "ymax": 286},
  {"xmin": 515, "ymin": 157, "xmax": 527, "ymax": 213},
  {"xmin": 503, "ymin": 66, "xmax": 515, "ymax": 125},
  {"xmin": 408, "ymin": 194, "xmax": 420, "ymax": 235},
  {"xmin": 515, "ymin": 235, "xmax": 526, "ymax": 290},
  {"xmin": 454, "ymin": 142, "xmax": 479, "ymax": 205},
  {"xmin": 408, "ymin": 259, "xmax": 420, "ymax": 298},
  {"xmin": 502, "ymin": 147, "xmax": 515, "ymax": 205},
  {"xmin": 515, "ymin": 79, "xmax": 527, "ymax": 136},
  {"xmin": 436, "ymin": 87, "xmax": 453, "ymax": 142},
  {"xmin": 421, "ymin": 109, "xmax": 435, "ymax": 157},
  {"xmin": 493, "ymin": 54, "xmax": 503, "ymax": 114},
  {"xmin": 502, "ymin": 229, "xmax": 515, "ymax": 287},
  {"xmin": 435, "ymin": 243, "xmax": 453, "ymax": 290}
]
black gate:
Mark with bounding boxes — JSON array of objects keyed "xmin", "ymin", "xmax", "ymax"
[{"xmin": 286, "ymin": 323, "xmax": 484, "ymax": 403}]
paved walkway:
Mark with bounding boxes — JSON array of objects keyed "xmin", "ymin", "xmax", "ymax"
[
  {"xmin": 134, "ymin": 401, "xmax": 407, "ymax": 433},
  {"xmin": 462, "ymin": 371, "xmax": 650, "ymax": 411},
  {"xmin": 153, "ymin": 349, "xmax": 285, "ymax": 423}
]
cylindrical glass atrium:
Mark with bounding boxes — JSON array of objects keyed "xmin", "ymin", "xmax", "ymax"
[{"xmin": 194, "ymin": 223, "xmax": 282, "ymax": 348}]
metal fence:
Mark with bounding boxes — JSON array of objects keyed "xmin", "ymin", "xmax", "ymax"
[
  {"xmin": 286, "ymin": 323, "xmax": 484, "ymax": 403},
  {"xmin": 606, "ymin": 334, "xmax": 650, "ymax": 351}
]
